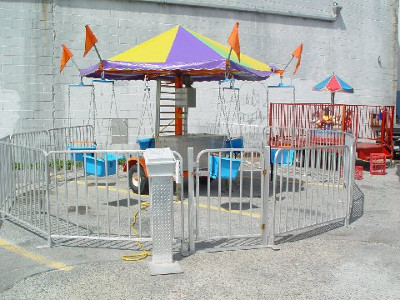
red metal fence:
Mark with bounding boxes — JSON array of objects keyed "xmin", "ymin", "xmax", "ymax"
[{"xmin": 269, "ymin": 103, "xmax": 394, "ymax": 157}]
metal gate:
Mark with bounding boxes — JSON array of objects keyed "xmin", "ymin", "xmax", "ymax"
[
  {"xmin": 45, "ymin": 149, "xmax": 185, "ymax": 249},
  {"xmin": 269, "ymin": 145, "xmax": 353, "ymax": 244},
  {"xmin": 186, "ymin": 142, "xmax": 355, "ymax": 251},
  {"xmin": 2, "ymin": 125, "xmax": 356, "ymax": 255},
  {"xmin": 0, "ymin": 142, "xmax": 49, "ymax": 237},
  {"xmin": 187, "ymin": 147, "xmax": 270, "ymax": 252},
  {"xmin": 0, "ymin": 127, "xmax": 186, "ymax": 253}
]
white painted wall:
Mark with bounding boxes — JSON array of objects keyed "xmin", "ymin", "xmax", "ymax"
[{"xmin": 0, "ymin": 0, "xmax": 397, "ymax": 144}]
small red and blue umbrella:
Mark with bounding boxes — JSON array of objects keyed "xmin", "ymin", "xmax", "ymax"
[{"xmin": 313, "ymin": 73, "xmax": 354, "ymax": 104}]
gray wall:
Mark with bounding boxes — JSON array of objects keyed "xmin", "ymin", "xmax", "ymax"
[{"xmin": 0, "ymin": 0, "xmax": 398, "ymax": 146}]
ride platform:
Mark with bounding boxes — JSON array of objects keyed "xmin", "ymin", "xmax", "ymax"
[{"xmin": 356, "ymin": 142, "xmax": 392, "ymax": 161}]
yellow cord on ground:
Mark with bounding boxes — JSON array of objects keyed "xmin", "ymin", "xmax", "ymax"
[{"xmin": 122, "ymin": 201, "xmax": 152, "ymax": 262}]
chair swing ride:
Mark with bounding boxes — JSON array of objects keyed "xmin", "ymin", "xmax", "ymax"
[
  {"xmin": 66, "ymin": 77, "xmax": 124, "ymax": 176},
  {"xmin": 65, "ymin": 24, "xmax": 274, "ymax": 192}
]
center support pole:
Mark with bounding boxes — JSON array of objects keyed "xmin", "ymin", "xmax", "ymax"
[
  {"xmin": 144, "ymin": 148, "xmax": 182, "ymax": 275},
  {"xmin": 175, "ymin": 75, "xmax": 183, "ymax": 135}
]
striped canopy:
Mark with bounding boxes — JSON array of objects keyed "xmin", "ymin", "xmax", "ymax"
[
  {"xmin": 313, "ymin": 74, "xmax": 354, "ymax": 93},
  {"xmin": 80, "ymin": 26, "xmax": 274, "ymax": 82},
  {"xmin": 314, "ymin": 73, "xmax": 353, "ymax": 104}
]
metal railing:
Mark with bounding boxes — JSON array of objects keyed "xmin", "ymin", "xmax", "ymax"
[
  {"xmin": 48, "ymin": 125, "xmax": 95, "ymax": 151},
  {"xmin": 0, "ymin": 141, "xmax": 49, "ymax": 236},
  {"xmin": 1, "ymin": 124, "xmax": 356, "ymax": 254},
  {"xmin": 269, "ymin": 145, "xmax": 352, "ymax": 244},
  {"xmin": 207, "ymin": 122, "xmax": 267, "ymax": 148},
  {"xmin": 0, "ymin": 126, "xmax": 186, "ymax": 250},
  {"xmin": 187, "ymin": 147, "xmax": 269, "ymax": 252},
  {"xmin": 0, "ymin": 135, "xmax": 10, "ymax": 143},
  {"xmin": 186, "ymin": 129, "xmax": 356, "ymax": 250},
  {"xmin": 45, "ymin": 149, "xmax": 185, "ymax": 246},
  {"xmin": 10, "ymin": 130, "xmax": 49, "ymax": 151},
  {"xmin": 267, "ymin": 126, "xmax": 347, "ymax": 148},
  {"xmin": 269, "ymin": 103, "xmax": 394, "ymax": 155}
]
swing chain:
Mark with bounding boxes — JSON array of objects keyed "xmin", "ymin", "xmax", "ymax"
[
  {"xmin": 106, "ymin": 82, "xmax": 119, "ymax": 149},
  {"xmin": 91, "ymin": 84, "xmax": 103, "ymax": 144},
  {"xmin": 215, "ymin": 79, "xmax": 241, "ymax": 141},
  {"xmin": 136, "ymin": 78, "xmax": 154, "ymax": 140},
  {"xmin": 87, "ymin": 85, "xmax": 97, "ymax": 130},
  {"xmin": 67, "ymin": 86, "xmax": 72, "ymax": 130},
  {"xmin": 214, "ymin": 82, "xmax": 223, "ymax": 134}
]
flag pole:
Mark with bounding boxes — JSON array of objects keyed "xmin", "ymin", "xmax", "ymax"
[
  {"xmin": 225, "ymin": 48, "xmax": 233, "ymax": 78},
  {"xmin": 227, "ymin": 48, "xmax": 233, "ymax": 61},
  {"xmin": 93, "ymin": 44, "xmax": 102, "ymax": 62},
  {"xmin": 70, "ymin": 57, "xmax": 81, "ymax": 72},
  {"xmin": 282, "ymin": 56, "xmax": 294, "ymax": 72}
]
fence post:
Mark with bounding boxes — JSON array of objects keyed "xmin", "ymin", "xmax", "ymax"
[
  {"xmin": 187, "ymin": 147, "xmax": 195, "ymax": 253},
  {"xmin": 345, "ymin": 138, "xmax": 356, "ymax": 226},
  {"xmin": 144, "ymin": 148, "xmax": 182, "ymax": 275},
  {"xmin": 261, "ymin": 147, "xmax": 271, "ymax": 246},
  {"xmin": 268, "ymin": 148, "xmax": 277, "ymax": 246},
  {"xmin": 44, "ymin": 153, "xmax": 52, "ymax": 247}
]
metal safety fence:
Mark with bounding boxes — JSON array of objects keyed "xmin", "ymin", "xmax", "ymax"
[
  {"xmin": 1, "ymin": 124, "xmax": 356, "ymax": 255},
  {"xmin": 269, "ymin": 145, "xmax": 353, "ymax": 244},
  {"xmin": 48, "ymin": 125, "xmax": 95, "ymax": 152},
  {"xmin": 9, "ymin": 125, "xmax": 95, "ymax": 153},
  {"xmin": 0, "ymin": 129, "xmax": 186, "ymax": 251},
  {"xmin": 269, "ymin": 103, "xmax": 394, "ymax": 155},
  {"xmin": 0, "ymin": 142, "xmax": 49, "ymax": 236},
  {"xmin": 46, "ymin": 149, "xmax": 184, "ymax": 247},
  {"xmin": 187, "ymin": 147, "xmax": 269, "ymax": 252},
  {"xmin": 186, "ymin": 130, "xmax": 356, "ymax": 251}
]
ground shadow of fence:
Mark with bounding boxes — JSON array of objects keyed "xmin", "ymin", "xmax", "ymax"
[{"xmin": 350, "ymin": 183, "xmax": 364, "ymax": 223}]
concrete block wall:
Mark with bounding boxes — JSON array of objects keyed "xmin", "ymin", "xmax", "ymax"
[{"xmin": 0, "ymin": 0, "xmax": 397, "ymax": 143}]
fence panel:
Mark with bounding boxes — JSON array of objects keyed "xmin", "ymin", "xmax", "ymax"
[
  {"xmin": 10, "ymin": 130, "xmax": 49, "ymax": 151},
  {"xmin": 206, "ymin": 122, "xmax": 267, "ymax": 148},
  {"xmin": 48, "ymin": 125, "xmax": 95, "ymax": 152},
  {"xmin": 268, "ymin": 126, "xmax": 346, "ymax": 148},
  {"xmin": 0, "ymin": 135, "xmax": 10, "ymax": 143},
  {"xmin": 270, "ymin": 145, "xmax": 351, "ymax": 243},
  {"xmin": 0, "ymin": 142, "xmax": 49, "ymax": 236},
  {"xmin": 46, "ymin": 149, "xmax": 185, "ymax": 247},
  {"xmin": 189, "ymin": 147, "xmax": 269, "ymax": 251},
  {"xmin": 269, "ymin": 103, "xmax": 395, "ymax": 155}
]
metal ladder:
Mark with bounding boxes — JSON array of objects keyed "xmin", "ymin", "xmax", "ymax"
[{"xmin": 155, "ymin": 80, "xmax": 187, "ymax": 137}]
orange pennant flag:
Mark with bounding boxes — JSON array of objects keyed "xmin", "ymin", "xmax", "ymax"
[
  {"xmin": 227, "ymin": 22, "xmax": 240, "ymax": 62},
  {"xmin": 60, "ymin": 44, "xmax": 73, "ymax": 73},
  {"xmin": 291, "ymin": 43, "xmax": 303, "ymax": 75},
  {"xmin": 83, "ymin": 25, "xmax": 98, "ymax": 57}
]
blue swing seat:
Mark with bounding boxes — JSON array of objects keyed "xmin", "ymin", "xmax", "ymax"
[
  {"xmin": 85, "ymin": 154, "xmax": 123, "ymax": 177},
  {"xmin": 137, "ymin": 137, "xmax": 155, "ymax": 150},
  {"xmin": 209, "ymin": 155, "xmax": 241, "ymax": 180},
  {"xmin": 68, "ymin": 142, "xmax": 97, "ymax": 162},
  {"xmin": 270, "ymin": 148, "xmax": 295, "ymax": 166}
]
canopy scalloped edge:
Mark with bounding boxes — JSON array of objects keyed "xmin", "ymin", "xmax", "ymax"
[{"xmin": 80, "ymin": 59, "xmax": 275, "ymax": 82}]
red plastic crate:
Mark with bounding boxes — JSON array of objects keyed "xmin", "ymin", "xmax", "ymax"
[
  {"xmin": 355, "ymin": 166, "xmax": 363, "ymax": 180},
  {"xmin": 370, "ymin": 153, "xmax": 386, "ymax": 175}
]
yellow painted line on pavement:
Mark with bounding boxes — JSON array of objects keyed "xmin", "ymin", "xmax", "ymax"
[
  {"xmin": 199, "ymin": 203, "xmax": 261, "ymax": 218},
  {"xmin": 0, "ymin": 239, "xmax": 73, "ymax": 271},
  {"xmin": 183, "ymin": 202, "xmax": 261, "ymax": 219},
  {"xmin": 306, "ymin": 182, "xmax": 343, "ymax": 188},
  {"xmin": 76, "ymin": 180, "xmax": 149, "ymax": 198}
]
